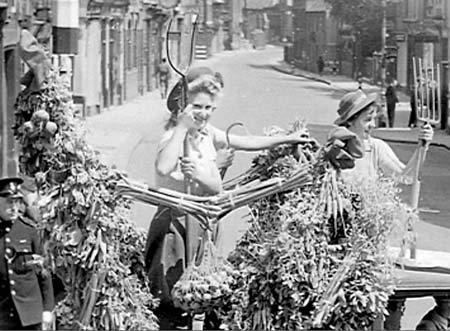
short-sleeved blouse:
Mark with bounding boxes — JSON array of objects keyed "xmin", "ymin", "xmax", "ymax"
[
  {"xmin": 155, "ymin": 125, "xmax": 218, "ymax": 196},
  {"xmin": 342, "ymin": 136, "xmax": 405, "ymax": 182}
]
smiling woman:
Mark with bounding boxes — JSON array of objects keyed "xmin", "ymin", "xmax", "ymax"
[
  {"xmin": 145, "ymin": 65, "xmax": 314, "ymax": 329},
  {"xmin": 334, "ymin": 90, "xmax": 434, "ymax": 183}
]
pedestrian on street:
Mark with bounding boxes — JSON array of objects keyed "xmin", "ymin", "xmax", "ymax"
[
  {"xmin": 0, "ymin": 176, "xmax": 54, "ymax": 330},
  {"xmin": 332, "ymin": 60, "xmax": 338, "ymax": 76},
  {"xmin": 440, "ymin": 83, "xmax": 448, "ymax": 131},
  {"xmin": 145, "ymin": 65, "xmax": 313, "ymax": 329},
  {"xmin": 156, "ymin": 58, "xmax": 171, "ymax": 99},
  {"xmin": 317, "ymin": 56, "xmax": 325, "ymax": 76},
  {"xmin": 385, "ymin": 78, "xmax": 399, "ymax": 128},
  {"xmin": 333, "ymin": 89, "xmax": 433, "ymax": 183},
  {"xmin": 409, "ymin": 85, "xmax": 418, "ymax": 128},
  {"xmin": 415, "ymin": 296, "xmax": 450, "ymax": 330}
]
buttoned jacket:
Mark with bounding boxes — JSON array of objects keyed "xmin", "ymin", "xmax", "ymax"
[{"xmin": 0, "ymin": 217, "xmax": 54, "ymax": 326}]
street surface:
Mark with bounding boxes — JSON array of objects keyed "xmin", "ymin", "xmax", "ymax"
[{"xmin": 85, "ymin": 46, "xmax": 450, "ymax": 329}]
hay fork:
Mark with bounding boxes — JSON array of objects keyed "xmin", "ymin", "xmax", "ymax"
[
  {"xmin": 166, "ymin": 14, "xmax": 207, "ymax": 330},
  {"xmin": 411, "ymin": 57, "xmax": 440, "ymax": 211},
  {"xmin": 166, "ymin": 13, "xmax": 199, "ymax": 264}
]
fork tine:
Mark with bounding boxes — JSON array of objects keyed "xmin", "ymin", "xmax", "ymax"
[
  {"xmin": 431, "ymin": 61, "xmax": 435, "ymax": 121},
  {"xmin": 435, "ymin": 62, "xmax": 441, "ymax": 124},
  {"xmin": 424, "ymin": 59, "xmax": 430, "ymax": 120},
  {"xmin": 413, "ymin": 57, "xmax": 419, "ymax": 121},
  {"xmin": 418, "ymin": 58, "xmax": 425, "ymax": 121}
]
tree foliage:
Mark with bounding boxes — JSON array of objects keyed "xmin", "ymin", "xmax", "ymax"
[{"xmin": 326, "ymin": 0, "xmax": 384, "ymax": 57}]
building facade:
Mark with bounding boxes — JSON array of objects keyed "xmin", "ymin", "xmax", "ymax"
[
  {"xmin": 71, "ymin": 0, "xmax": 172, "ymax": 116},
  {"xmin": 0, "ymin": 0, "xmax": 34, "ymax": 176},
  {"xmin": 291, "ymin": 0, "xmax": 338, "ymax": 73},
  {"xmin": 392, "ymin": 0, "xmax": 448, "ymax": 129}
]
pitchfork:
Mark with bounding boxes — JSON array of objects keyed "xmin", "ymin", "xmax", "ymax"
[
  {"xmin": 166, "ymin": 13, "xmax": 198, "ymax": 265},
  {"xmin": 409, "ymin": 57, "xmax": 440, "ymax": 258},
  {"xmin": 411, "ymin": 57, "xmax": 440, "ymax": 209},
  {"xmin": 166, "ymin": 14, "xmax": 207, "ymax": 330}
]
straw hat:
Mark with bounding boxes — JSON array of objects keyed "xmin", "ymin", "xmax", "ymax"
[{"xmin": 334, "ymin": 90, "xmax": 377, "ymax": 125}]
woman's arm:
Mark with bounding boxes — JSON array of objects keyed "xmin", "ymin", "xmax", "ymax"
[
  {"xmin": 155, "ymin": 127, "xmax": 188, "ymax": 176},
  {"xmin": 156, "ymin": 105, "xmax": 199, "ymax": 175},
  {"xmin": 377, "ymin": 139, "xmax": 405, "ymax": 177},
  {"xmin": 212, "ymin": 126, "xmax": 311, "ymax": 151},
  {"xmin": 377, "ymin": 124, "xmax": 433, "ymax": 183}
]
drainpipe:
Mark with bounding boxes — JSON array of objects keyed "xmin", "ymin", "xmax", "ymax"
[{"xmin": 0, "ymin": 4, "xmax": 6, "ymax": 176}]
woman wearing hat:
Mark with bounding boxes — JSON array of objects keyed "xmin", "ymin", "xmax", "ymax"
[
  {"xmin": 334, "ymin": 89, "xmax": 433, "ymax": 182},
  {"xmin": 145, "ymin": 66, "xmax": 312, "ymax": 328}
]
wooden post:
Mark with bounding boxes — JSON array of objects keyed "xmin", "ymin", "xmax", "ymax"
[
  {"xmin": 0, "ymin": 5, "xmax": 7, "ymax": 177},
  {"xmin": 4, "ymin": 47, "xmax": 21, "ymax": 177}
]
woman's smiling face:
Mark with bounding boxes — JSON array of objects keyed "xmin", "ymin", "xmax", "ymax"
[
  {"xmin": 187, "ymin": 92, "xmax": 217, "ymax": 130},
  {"xmin": 348, "ymin": 105, "xmax": 377, "ymax": 140}
]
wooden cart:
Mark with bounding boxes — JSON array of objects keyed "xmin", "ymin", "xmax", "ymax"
[{"xmin": 374, "ymin": 248, "xmax": 450, "ymax": 330}]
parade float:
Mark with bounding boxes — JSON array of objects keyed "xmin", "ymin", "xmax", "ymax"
[
  {"xmin": 118, "ymin": 123, "xmax": 417, "ymax": 330},
  {"xmin": 12, "ymin": 30, "xmax": 422, "ymax": 331}
]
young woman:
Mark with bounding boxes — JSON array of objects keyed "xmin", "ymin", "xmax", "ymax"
[
  {"xmin": 145, "ymin": 66, "xmax": 311, "ymax": 329},
  {"xmin": 333, "ymin": 89, "xmax": 433, "ymax": 183}
]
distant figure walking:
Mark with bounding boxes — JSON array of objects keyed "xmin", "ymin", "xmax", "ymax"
[
  {"xmin": 157, "ymin": 58, "xmax": 171, "ymax": 99},
  {"xmin": 317, "ymin": 56, "xmax": 325, "ymax": 76},
  {"xmin": 409, "ymin": 85, "xmax": 418, "ymax": 128},
  {"xmin": 385, "ymin": 79, "xmax": 399, "ymax": 128}
]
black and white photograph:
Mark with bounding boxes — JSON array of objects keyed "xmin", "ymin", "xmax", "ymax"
[{"xmin": 1, "ymin": 0, "xmax": 450, "ymax": 330}]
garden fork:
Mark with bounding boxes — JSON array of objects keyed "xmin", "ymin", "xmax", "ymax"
[
  {"xmin": 166, "ymin": 13, "xmax": 199, "ymax": 265},
  {"xmin": 411, "ymin": 57, "xmax": 440, "ymax": 210},
  {"xmin": 407, "ymin": 57, "xmax": 441, "ymax": 259},
  {"xmin": 166, "ymin": 14, "xmax": 206, "ymax": 330}
]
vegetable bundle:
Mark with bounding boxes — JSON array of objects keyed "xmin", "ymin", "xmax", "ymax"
[
  {"xmin": 171, "ymin": 237, "xmax": 236, "ymax": 314},
  {"xmin": 115, "ymin": 163, "xmax": 312, "ymax": 227},
  {"xmin": 214, "ymin": 123, "xmax": 417, "ymax": 330}
]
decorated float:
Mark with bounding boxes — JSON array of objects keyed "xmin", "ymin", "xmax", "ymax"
[{"xmin": 12, "ymin": 29, "xmax": 450, "ymax": 331}]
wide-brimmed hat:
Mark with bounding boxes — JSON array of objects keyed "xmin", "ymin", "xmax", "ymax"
[
  {"xmin": 167, "ymin": 66, "xmax": 223, "ymax": 113},
  {"xmin": 0, "ymin": 177, "xmax": 24, "ymax": 198},
  {"xmin": 334, "ymin": 90, "xmax": 377, "ymax": 125}
]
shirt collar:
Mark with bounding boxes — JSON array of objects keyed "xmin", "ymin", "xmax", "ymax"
[{"xmin": 189, "ymin": 126, "xmax": 210, "ymax": 140}]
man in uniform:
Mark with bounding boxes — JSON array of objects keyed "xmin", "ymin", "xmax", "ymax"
[{"xmin": 0, "ymin": 177, "xmax": 54, "ymax": 330}]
